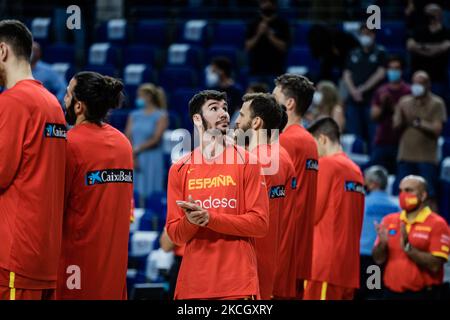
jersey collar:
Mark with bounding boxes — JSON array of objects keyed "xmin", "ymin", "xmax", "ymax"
[{"xmin": 400, "ymin": 206, "xmax": 432, "ymax": 225}]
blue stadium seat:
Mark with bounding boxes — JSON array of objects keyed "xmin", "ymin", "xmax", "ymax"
[
  {"xmin": 170, "ymin": 88, "xmax": 199, "ymax": 115},
  {"xmin": 378, "ymin": 22, "xmax": 406, "ymax": 47},
  {"xmin": 95, "ymin": 19, "xmax": 128, "ymax": 46},
  {"xmin": 84, "ymin": 64, "xmax": 117, "ymax": 77},
  {"xmin": 167, "ymin": 110, "xmax": 182, "ymax": 130},
  {"xmin": 293, "ymin": 22, "xmax": 312, "ymax": 46},
  {"xmin": 123, "ymin": 64, "xmax": 154, "ymax": 86},
  {"xmin": 145, "ymin": 191, "xmax": 167, "ymax": 232},
  {"xmin": 45, "ymin": 43, "xmax": 76, "ymax": 64},
  {"xmin": 160, "ymin": 66, "xmax": 198, "ymax": 91},
  {"xmin": 213, "ymin": 21, "xmax": 246, "ymax": 47},
  {"xmin": 31, "ymin": 17, "xmax": 52, "ymax": 46},
  {"xmin": 135, "ymin": 20, "xmax": 168, "ymax": 46},
  {"xmin": 442, "ymin": 137, "xmax": 450, "ymax": 159},
  {"xmin": 107, "ymin": 108, "xmax": 131, "ymax": 133},
  {"xmin": 123, "ymin": 45, "xmax": 159, "ymax": 66},
  {"xmin": 206, "ymin": 45, "xmax": 241, "ymax": 68},
  {"xmin": 88, "ymin": 43, "xmax": 120, "ymax": 66},
  {"xmin": 124, "ymin": 84, "xmax": 140, "ymax": 109},
  {"xmin": 167, "ymin": 44, "xmax": 203, "ymax": 68},
  {"xmin": 177, "ymin": 20, "xmax": 209, "ymax": 46},
  {"xmin": 443, "ymin": 121, "xmax": 450, "ymax": 138},
  {"xmin": 51, "ymin": 63, "xmax": 76, "ymax": 83},
  {"xmin": 287, "ymin": 46, "xmax": 320, "ymax": 73}
]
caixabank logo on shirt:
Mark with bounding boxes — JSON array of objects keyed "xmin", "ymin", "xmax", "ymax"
[
  {"xmin": 269, "ymin": 185, "xmax": 286, "ymax": 199},
  {"xmin": 44, "ymin": 123, "xmax": 67, "ymax": 139},
  {"xmin": 305, "ymin": 159, "xmax": 318, "ymax": 171},
  {"xmin": 85, "ymin": 169, "xmax": 133, "ymax": 186},
  {"xmin": 344, "ymin": 181, "xmax": 365, "ymax": 195}
]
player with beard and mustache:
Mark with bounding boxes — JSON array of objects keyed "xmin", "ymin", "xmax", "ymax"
[
  {"xmin": 165, "ymin": 90, "xmax": 269, "ymax": 300},
  {"xmin": 0, "ymin": 20, "xmax": 66, "ymax": 300}
]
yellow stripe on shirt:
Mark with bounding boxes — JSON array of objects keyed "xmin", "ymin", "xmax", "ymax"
[
  {"xmin": 320, "ymin": 282, "xmax": 328, "ymax": 300},
  {"xmin": 9, "ymin": 272, "xmax": 16, "ymax": 301}
]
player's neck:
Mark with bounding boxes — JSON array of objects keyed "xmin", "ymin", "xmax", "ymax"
[
  {"xmin": 324, "ymin": 143, "xmax": 343, "ymax": 157},
  {"xmin": 248, "ymin": 130, "xmax": 271, "ymax": 152},
  {"xmin": 405, "ymin": 204, "xmax": 426, "ymax": 222},
  {"xmin": 4, "ymin": 63, "xmax": 34, "ymax": 89},
  {"xmin": 285, "ymin": 114, "xmax": 302, "ymax": 130}
]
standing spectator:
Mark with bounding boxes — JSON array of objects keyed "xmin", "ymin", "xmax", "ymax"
[
  {"xmin": 205, "ymin": 56, "xmax": 243, "ymax": 116},
  {"xmin": 368, "ymin": 55, "xmax": 411, "ymax": 174},
  {"xmin": 306, "ymin": 80, "xmax": 345, "ymax": 131},
  {"xmin": 393, "ymin": 70, "xmax": 447, "ymax": 208},
  {"xmin": 407, "ymin": 3, "xmax": 450, "ymax": 103},
  {"xmin": 125, "ymin": 83, "xmax": 168, "ymax": 208},
  {"xmin": 245, "ymin": 0, "xmax": 290, "ymax": 82},
  {"xmin": 30, "ymin": 41, "xmax": 67, "ymax": 107},
  {"xmin": 304, "ymin": 117, "xmax": 365, "ymax": 300},
  {"xmin": 356, "ymin": 165, "xmax": 399, "ymax": 300},
  {"xmin": 373, "ymin": 175, "xmax": 450, "ymax": 299},
  {"xmin": 343, "ymin": 25, "xmax": 386, "ymax": 146}
]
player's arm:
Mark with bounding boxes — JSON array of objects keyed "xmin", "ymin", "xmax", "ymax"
[
  {"xmin": 64, "ymin": 140, "xmax": 80, "ymax": 212},
  {"xmin": 166, "ymin": 165, "xmax": 200, "ymax": 245},
  {"xmin": 0, "ymin": 97, "xmax": 27, "ymax": 190},
  {"xmin": 402, "ymin": 222, "xmax": 449, "ymax": 273},
  {"xmin": 313, "ymin": 160, "xmax": 333, "ymax": 225},
  {"xmin": 206, "ymin": 162, "xmax": 269, "ymax": 238}
]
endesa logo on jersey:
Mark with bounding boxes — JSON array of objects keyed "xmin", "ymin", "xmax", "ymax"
[
  {"xmin": 188, "ymin": 175, "xmax": 236, "ymax": 190},
  {"xmin": 305, "ymin": 159, "xmax": 319, "ymax": 171},
  {"xmin": 344, "ymin": 181, "xmax": 365, "ymax": 195},
  {"xmin": 86, "ymin": 169, "xmax": 133, "ymax": 186},
  {"xmin": 195, "ymin": 197, "xmax": 237, "ymax": 209},
  {"xmin": 269, "ymin": 185, "xmax": 286, "ymax": 199},
  {"xmin": 44, "ymin": 123, "xmax": 67, "ymax": 139}
]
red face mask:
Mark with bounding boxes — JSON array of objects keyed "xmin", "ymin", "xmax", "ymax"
[{"xmin": 399, "ymin": 192, "xmax": 420, "ymax": 212}]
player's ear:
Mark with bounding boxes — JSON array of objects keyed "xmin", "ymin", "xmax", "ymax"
[
  {"xmin": 0, "ymin": 43, "xmax": 8, "ymax": 62},
  {"xmin": 285, "ymin": 97, "xmax": 295, "ymax": 112},
  {"xmin": 252, "ymin": 117, "xmax": 262, "ymax": 130}
]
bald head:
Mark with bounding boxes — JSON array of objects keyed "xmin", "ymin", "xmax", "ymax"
[{"xmin": 399, "ymin": 175, "xmax": 428, "ymax": 202}]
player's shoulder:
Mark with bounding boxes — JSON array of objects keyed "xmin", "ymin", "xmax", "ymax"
[
  {"xmin": 383, "ymin": 212, "xmax": 401, "ymax": 223},
  {"xmin": 427, "ymin": 211, "xmax": 449, "ymax": 228},
  {"xmin": 169, "ymin": 151, "xmax": 194, "ymax": 175}
]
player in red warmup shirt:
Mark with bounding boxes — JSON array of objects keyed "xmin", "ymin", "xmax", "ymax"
[
  {"xmin": 0, "ymin": 20, "xmax": 66, "ymax": 300},
  {"xmin": 304, "ymin": 117, "xmax": 365, "ymax": 300},
  {"xmin": 272, "ymin": 74, "xmax": 318, "ymax": 298},
  {"xmin": 56, "ymin": 72, "xmax": 133, "ymax": 300},
  {"xmin": 235, "ymin": 93, "xmax": 296, "ymax": 299},
  {"xmin": 166, "ymin": 90, "xmax": 269, "ymax": 300}
]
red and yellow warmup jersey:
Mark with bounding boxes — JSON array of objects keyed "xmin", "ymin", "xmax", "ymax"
[
  {"xmin": 279, "ymin": 124, "xmax": 318, "ymax": 281},
  {"xmin": 166, "ymin": 145, "xmax": 269, "ymax": 299},
  {"xmin": 251, "ymin": 144, "xmax": 292, "ymax": 300},
  {"xmin": 0, "ymin": 80, "xmax": 66, "ymax": 288},
  {"xmin": 311, "ymin": 152, "xmax": 365, "ymax": 289},
  {"xmin": 273, "ymin": 146, "xmax": 298, "ymax": 298},
  {"xmin": 375, "ymin": 208, "xmax": 450, "ymax": 293},
  {"xmin": 57, "ymin": 123, "xmax": 133, "ymax": 300}
]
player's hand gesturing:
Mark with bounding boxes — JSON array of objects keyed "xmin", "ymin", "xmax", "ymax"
[{"xmin": 176, "ymin": 195, "xmax": 210, "ymax": 227}]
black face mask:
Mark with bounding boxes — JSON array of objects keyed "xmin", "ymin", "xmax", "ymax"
[
  {"xmin": 65, "ymin": 97, "xmax": 77, "ymax": 126},
  {"xmin": 261, "ymin": 7, "xmax": 276, "ymax": 17}
]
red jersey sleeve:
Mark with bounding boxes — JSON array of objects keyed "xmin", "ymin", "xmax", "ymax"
[
  {"xmin": 429, "ymin": 221, "xmax": 450, "ymax": 261},
  {"xmin": 206, "ymin": 162, "xmax": 269, "ymax": 238},
  {"xmin": 314, "ymin": 158, "xmax": 335, "ymax": 225},
  {"xmin": 166, "ymin": 164, "xmax": 200, "ymax": 245},
  {"xmin": 0, "ymin": 96, "xmax": 27, "ymax": 190}
]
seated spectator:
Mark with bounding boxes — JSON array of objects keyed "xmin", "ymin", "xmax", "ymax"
[
  {"xmin": 205, "ymin": 56, "xmax": 243, "ymax": 116},
  {"xmin": 356, "ymin": 165, "xmax": 399, "ymax": 300},
  {"xmin": 31, "ymin": 41, "xmax": 67, "ymax": 107},
  {"xmin": 245, "ymin": 0, "xmax": 290, "ymax": 82},
  {"xmin": 343, "ymin": 25, "xmax": 386, "ymax": 147},
  {"xmin": 368, "ymin": 55, "xmax": 411, "ymax": 174},
  {"xmin": 373, "ymin": 175, "xmax": 450, "ymax": 300},
  {"xmin": 407, "ymin": 3, "xmax": 450, "ymax": 103},
  {"xmin": 393, "ymin": 71, "xmax": 447, "ymax": 209},
  {"xmin": 125, "ymin": 83, "xmax": 168, "ymax": 207},
  {"xmin": 306, "ymin": 80, "xmax": 345, "ymax": 131}
]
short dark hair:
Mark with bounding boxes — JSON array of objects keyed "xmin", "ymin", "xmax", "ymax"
[
  {"xmin": 242, "ymin": 93, "xmax": 282, "ymax": 136},
  {"xmin": 308, "ymin": 117, "xmax": 341, "ymax": 143},
  {"xmin": 73, "ymin": 71, "xmax": 124, "ymax": 125},
  {"xmin": 386, "ymin": 54, "xmax": 404, "ymax": 69},
  {"xmin": 188, "ymin": 90, "xmax": 227, "ymax": 119},
  {"xmin": 274, "ymin": 74, "xmax": 315, "ymax": 117},
  {"xmin": 0, "ymin": 20, "xmax": 33, "ymax": 60},
  {"xmin": 211, "ymin": 56, "xmax": 232, "ymax": 78},
  {"xmin": 247, "ymin": 82, "xmax": 269, "ymax": 93}
]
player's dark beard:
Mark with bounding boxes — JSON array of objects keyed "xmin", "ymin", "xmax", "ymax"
[{"xmin": 65, "ymin": 97, "xmax": 77, "ymax": 126}]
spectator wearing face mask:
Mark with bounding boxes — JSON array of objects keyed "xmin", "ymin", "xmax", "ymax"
[
  {"xmin": 245, "ymin": 0, "xmax": 291, "ymax": 82},
  {"xmin": 124, "ymin": 83, "xmax": 168, "ymax": 207},
  {"xmin": 373, "ymin": 175, "xmax": 450, "ymax": 300},
  {"xmin": 367, "ymin": 55, "xmax": 411, "ymax": 174},
  {"xmin": 205, "ymin": 56, "xmax": 243, "ymax": 116},
  {"xmin": 306, "ymin": 80, "xmax": 345, "ymax": 131},
  {"xmin": 343, "ymin": 25, "xmax": 386, "ymax": 147},
  {"xmin": 392, "ymin": 71, "xmax": 447, "ymax": 209},
  {"xmin": 407, "ymin": 3, "xmax": 450, "ymax": 103}
]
